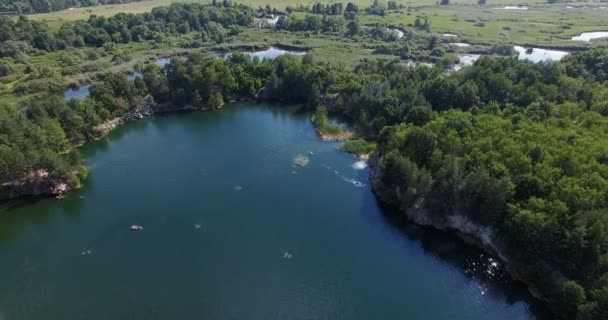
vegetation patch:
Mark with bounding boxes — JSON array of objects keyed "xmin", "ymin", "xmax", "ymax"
[
  {"xmin": 311, "ymin": 104, "xmax": 354, "ymax": 141},
  {"xmin": 340, "ymin": 139, "xmax": 377, "ymax": 156}
]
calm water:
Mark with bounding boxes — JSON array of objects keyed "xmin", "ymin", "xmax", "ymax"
[
  {"xmin": 0, "ymin": 104, "xmax": 546, "ymax": 319},
  {"xmin": 363, "ymin": 26, "xmax": 404, "ymax": 39},
  {"xmin": 513, "ymin": 46, "xmax": 569, "ymax": 63},
  {"xmin": 450, "ymin": 42, "xmax": 471, "ymax": 47},
  {"xmin": 571, "ymin": 31, "xmax": 608, "ymax": 41},
  {"xmin": 214, "ymin": 47, "xmax": 308, "ymax": 60},
  {"xmin": 452, "ymin": 54, "xmax": 480, "ymax": 71},
  {"xmin": 494, "ymin": 6, "xmax": 528, "ymax": 10},
  {"xmin": 63, "ymin": 84, "xmax": 91, "ymax": 100},
  {"xmin": 247, "ymin": 47, "xmax": 307, "ymax": 59},
  {"xmin": 64, "ymin": 58, "xmax": 171, "ymax": 100}
]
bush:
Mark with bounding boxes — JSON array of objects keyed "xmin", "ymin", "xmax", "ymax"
[{"xmin": 340, "ymin": 139, "xmax": 377, "ymax": 155}]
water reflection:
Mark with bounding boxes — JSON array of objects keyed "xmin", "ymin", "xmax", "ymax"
[
  {"xmin": 64, "ymin": 57, "xmax": 169, "ymax": 100},
  {"xmin": 369, "ymin": 200, "xmax": 550, "ymax": 319},
  {"xmin": 215, "ymin": 47, "xmax": 309, "ymax": 60}
]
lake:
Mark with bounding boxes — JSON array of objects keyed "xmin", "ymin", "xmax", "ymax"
[{"xmin": 0, "ymin": 104, "xmax": 547, "ymax": 319}]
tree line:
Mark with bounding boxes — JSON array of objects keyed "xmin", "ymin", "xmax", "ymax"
[
  {"xmin": 0, "ymin": 0, "xmax": 144, "ymax": 14},
  {"xmin": 0, "ymin": 2, "xmax": 254, "ymax": 56}
]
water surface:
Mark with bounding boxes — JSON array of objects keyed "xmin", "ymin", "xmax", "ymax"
[
  {"xmin": 63, "ymin": 84, "xmax": 90, "ymax": 100},
  {"xmin": 255, "ymin": 16, "xmax": 280, "ymax": 26},
  {"xmin": 0, "ymin": 104, "xmax": 546, "ymax": 319},
  {"xmin": 247, "ymin": 47, "xmax": 308, "ymax": 59},
  {"xmin": 452, "ymin": 54, "xmax": 480, "ymax": 71},
  {"xmin": 513, "ymin": 46, "xmax": 569, "ymax": 62},
  {"xmin": 363, "ymin": 26, "xmax": 404, "ymax": 39},
  {"xmin": 571, "ymin": 31, "xmax": 608, "ymax": 41},
  {"xmin": 450, "ymin": 42, "xmax": 471, "ymax": 47},
  {"xmin": 64, "ymin": 58, "xmax": 170, "ymax": 99},
  {"xmin": 495, "ymin": 6, "xmax": 528, "ymax": 10}
]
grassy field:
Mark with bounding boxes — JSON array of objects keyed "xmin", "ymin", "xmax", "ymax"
[{"xmin": 361, "ymin": 4, "xmax": 608, "ymax": 46}]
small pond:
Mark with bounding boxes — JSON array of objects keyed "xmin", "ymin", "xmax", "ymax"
[
  {"xmin": 571, "ymin": 31, "xmax": 608, "ymax": 42},
  {"xmin": 363, "ymin": 26, "xmax": 404, "ymax": 39},
  {"xmin": 450, "ymin": 43, "xmax": 471, "ymax": 47},
  {"xmin": 495, "ymin": 6, "xmax": 528, "ymax": 10},
  {"xmin": 255, "ymin": 15, "xmax": 280, "ymax": 26},
  {"xmin": 63, "ymin": 84, "xmax": 91, "ymax": 100},
  {"xmin": 513, "ymin": 46, "xmax": 569, "ymax": 62},
  {"xmin": 64, "ymin": 57, "xmax": 172, "ymax": 100},
  {"xmin": 215, "ymin": 47, "xmax": 309, "ymax": 60},
  {"xmin": 452, "ymin": 54, "xmax": 480, "ymax": 71}
]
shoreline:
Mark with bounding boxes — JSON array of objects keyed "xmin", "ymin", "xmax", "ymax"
[
  {"xmin": 0, "ymin": 98, "xmax": 260, "ymax": 201},
  {"xmin": 316, "ymin": 129, "xmax": 355, "ymax": 142},
  {"xmin": 367, "ymin": 154, "xmax": 553, "ymax": 308}
]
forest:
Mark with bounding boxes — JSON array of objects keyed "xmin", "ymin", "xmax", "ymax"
[
  {"xmin": 0, "ymin": 1, "xmax": 608, "ymax": 318},
  {"xmin": 0, "ymin": 3, "xmax": 254, "ymax": 52}
]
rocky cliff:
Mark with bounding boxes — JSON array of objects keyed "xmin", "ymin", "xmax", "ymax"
[
  {"xmin": 368, "ymin": 154, "xmax": 550, "ymax": 300},
  {"xmin": 1, "ymin": 170, "xmax": 68, "ymax": 199}
]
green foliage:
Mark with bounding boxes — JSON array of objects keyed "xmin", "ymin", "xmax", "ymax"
[
  {"xmin": 340, "ymin": 139, "xmax": 376, "ymax": 155},
  {"xmin": 366, "ymin": 53, "xmax": 608, "ymax": 319},
  {"xmin": 312, "ymin": 104, "xmax": 342, "ymax": 134},
  {"xmin": 555, "ymin": 281, "xmax": 586, "ymax": 318},
  {"xmin": 0, "ymin": 0, "xmax": 141, "ymax": 14},
  {"xmin": 0, "ymin": 3, "xmax": 254, "ymax": 54}
]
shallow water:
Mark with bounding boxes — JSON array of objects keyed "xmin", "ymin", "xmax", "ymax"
[
  {"xmin": 214, "ymin": 47, "xmax": 308, "ymax": 60},
  {"xmin": 64, "ymin": 58, "xmax": 170, "ymax": 100},
  {"xmin": 248, "ymin": 47, "xmax": 307, "ymax": 59},
  {"xmin": 363, "ymin": 26, "xmax": 404, "ymax": 39},
  {"xmin": 495, "ymin": 6, "xmax": 528, "ymax": 10},
  {"xmin": 452, "ymin": 54, "xmax": 480, "ymax": 71},
  {"xmin": 63, "ymin": 84, "xmax": 91, "ymax": 100},
  {"xmin": 571, "ymin": 31, "xmax": 608, "ymax": 41},
  {"xmin": 0, "ymin": 104, "xmax": 547, "ymax": 319},
  {"xmin": 255, "ymin": 16, "xmax": 280, "ymax": 26},
  {"xmin": 513, "ymin": 46, "xmax": 569, "ymax": 62},
  {"xmin": 450, "ymin": 42, "xmax": 471, "ymax": 47},
  {"xmin": 154, "ymin": 57, "xmax": 171, "ymax": 67}
]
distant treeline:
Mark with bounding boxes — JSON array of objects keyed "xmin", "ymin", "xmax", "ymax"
[
  {"xmin": 0, "ymin": 3, "xmax": 254, "ymax": 56},
  {"xmin": 0, "ymin": 0, "xmax": 147, "ymax": 14}
]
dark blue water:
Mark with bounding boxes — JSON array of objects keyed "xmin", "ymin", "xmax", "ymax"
[{"xmin": 0, "ymin": 104, "xmax": 545, "ymax": 319}]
